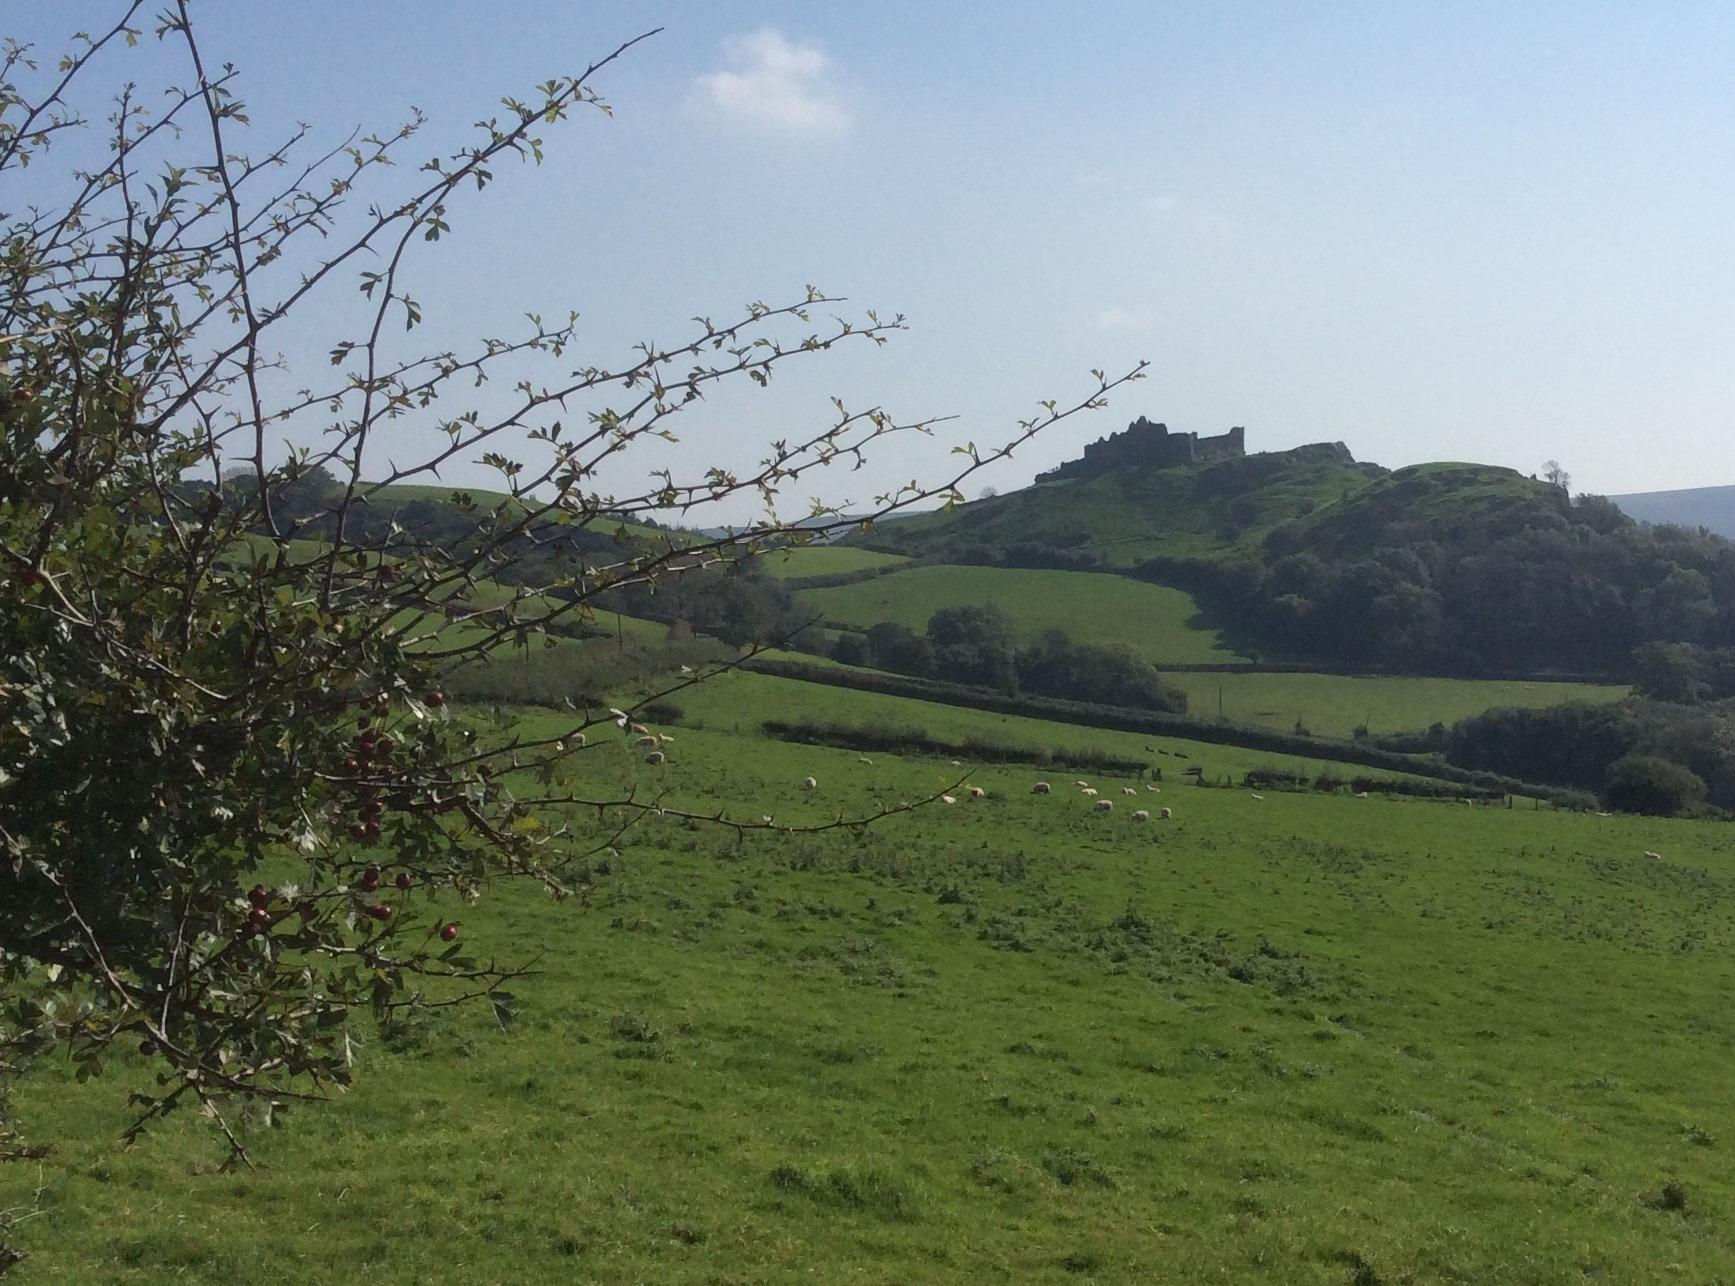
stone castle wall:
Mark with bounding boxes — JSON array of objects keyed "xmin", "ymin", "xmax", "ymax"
[{"xmin": 1038, "ymin": 417, "xmax": 1246, "ymax": 481}]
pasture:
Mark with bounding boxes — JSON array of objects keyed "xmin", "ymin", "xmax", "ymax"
[
  {"xmin": 794, "ymin": 564, "xmax": 1246, "ymax": 664},
  {"xmin": 1167, "ymin": 671, "xmax": 1630, "ymax": 739},
  {"xmin": 755, "ymin": 545, "xmax": 908, "ymax": 580},
  {"xmin": 10, "ymin": 676, "xmax": 1735, "ymax": 1283}
]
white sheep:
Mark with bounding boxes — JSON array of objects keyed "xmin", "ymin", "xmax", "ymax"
[
  {"xmin": 1073, "ymin": 780, "xmax": 1090, "ymax": 788},
  {"xmin": 858, "ymin": 755, "xmax": 874, "ymax": 765},
  {"xmin": 1122, "ymin": 786, "xmax": 1137, "ymax": 796},
  {"xmin": 940, "ymin": 794, "xmax": 957, "ymax": 805},
  {"xmin": 1249, "ymin": 791, "xmax": 1264, "ymax": 801},
  {"xmin": 1146, "ymin": 784, "xmax": 1160, "ymax": 792},
  {"xmin": 1159, "ymin": 806, "xmax": 1172, "ymax": 819},
  {"xmin": 1645, "ymin": 850, "xmax": 1662, "ymax": 861},
  {"xmin": 644, "ymin": 750, "xmax": 665, "ymax": 765},
  {"xmin": 629, "ymin": 722, "xmax": 650, "ymax": 736},
  {"xmin": 1354, "ymin": 790, "xmax": 1370, "ymax": 798},
  {"xmin": 636, "ymin": 734, "xmax": 659, "ymax": 747},
  {"xmin": 1080, "ymin": 787, "xmax": 1099, "ymax": 797},
  {"xmin": 1032, "ymin": 781, "xmax": 1052, "ymax": 795},
  {"xmin": 968, "ymin": 786, "xmax": 986, "ymax": 799},
  {"xmin": 1133, "ymin": 809, "xmax": 1150, "ymax": 822},
  {"xmin": 1093, "ymin": 798, "xmax": 1114, "ymax": 813},
  {"xmin": 801, "ymin": 775, "xmax": 817, "ymax": 791}
]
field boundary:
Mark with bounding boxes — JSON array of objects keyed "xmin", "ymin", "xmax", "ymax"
[{"xmin": 741, "ymin": 657, "xmax": 1576, "ymax": 802}]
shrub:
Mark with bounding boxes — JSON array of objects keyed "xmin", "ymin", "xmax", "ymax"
[{"xmin": 1604, "ymin": 754, "xmax": 1708, "ymax": 816}]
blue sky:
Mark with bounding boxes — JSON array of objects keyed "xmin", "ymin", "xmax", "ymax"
[{"xmin": 12, "ymin": 3, "xmax": 1735, "ymax": 516}]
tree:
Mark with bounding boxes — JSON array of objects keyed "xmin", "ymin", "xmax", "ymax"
[
  {"xmin": 0, "ymin": 3, "xmax": 1144, "ymax": 1198},
  {"xmin": 1543, "ymin": 459, "xmax": 1571, "ymax": 492},
  {"xmin": 1603, "ymin": 754, "xmax": 1708, "ymax": 816}
]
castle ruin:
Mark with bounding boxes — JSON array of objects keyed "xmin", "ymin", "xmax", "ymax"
[{"xmin": 1037, "ymin": 417, "xmax": 1246, "ymax": 482}]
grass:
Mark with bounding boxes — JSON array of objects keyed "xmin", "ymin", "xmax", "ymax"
[
  {"xmin": 10, "ymin": 669, "xmax": 1735, "ymax": 1281},
  {"xmin": 795, "ymin": 564, "xmax": 1245, "ymax": 664},
  {"xmin": 1169, "ymin": 671, "xmax": 1630, "ymax": 738},
  {"xmin": 755, "ymin": 546, "xmax": 907, "ymax": 580},
  {"xmin": 863, "ymin": 448, "xmax": 1374, "ymax": 566}
]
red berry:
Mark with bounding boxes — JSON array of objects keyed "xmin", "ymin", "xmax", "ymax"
[
  {"xmin": 426, "ymin": 690, "xmax": 445, "ymax": 708},
  {"xmin": 374, "ymin": 736, "xmax": 394, "ymax": 757},
  {"xmin": 247, "ymin": 884, "xmax": 271, "ymax": 909},
  {"xmin": 246, "ymin": 907, "xmax": 271, "ymax": 934},
  {"xmin": 395, "ymin": 871, "xmax": 413, "ymax": 891},
  {"xmin": 343, "ymin": 756, "xmax": 361, "ymax": 775},
  {"xmin": 360, "ymin": 864, "xmax": 381, "ymax": 891},
  {"xmin": 440, "ymin": 923, "xmax": 459, "ymax": 942},
  {"xmin": 362, "ymin": 819, "xmax": 381, "ymax": 840},
  {"xmin": 365, "ymin": 903, "xmax": 392, "ymax": 921},
  {"xmin": 477, "ymin": 764, "xmax": 493, "ymax": 780},
  {"xmin": 18, "ymin": 569, "xmax": 41, "ymax": 588},
  {"xmin": 350, "ymin": 822, "xmax": 369, "ymax": 840}
]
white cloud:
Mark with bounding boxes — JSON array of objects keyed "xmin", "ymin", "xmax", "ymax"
[
  {"xmin": 695, "ymin": 31, "xmax": 850, "ymax": 137},
  {"xmin": 1096, "ymin": 305, "xmax": 1154, "ymax": 332}
]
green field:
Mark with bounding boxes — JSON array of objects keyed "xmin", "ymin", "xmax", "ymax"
[
  {"xmin": 13, "ymin": 671, "xmax": 1735, "ymax": 1282},
  {"xmin": 795, "ymin": 565, "xmax": 1246, "ymax": 664},
  {"xmin": 756, "ymin": 545, "xmax": 908, "ymax": 580},
  {"xmin": 1169, "ymin": 671, "xmax": 1631, "ymax": 739}
]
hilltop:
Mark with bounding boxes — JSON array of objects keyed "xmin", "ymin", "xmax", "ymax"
[
  {"xmin": 866, "ymin": 435, "xmax": 1381, "ymax": 569},
  {"xmin": 853, "ymin": 422, "xmax": 1735, "ymax": 680}
]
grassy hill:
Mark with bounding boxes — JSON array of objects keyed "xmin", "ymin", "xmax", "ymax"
[
  {"xmin": 15, "ymin": 672, "xmax": 1735, "ymax": 1282},
  {"xmin": 862, "ymin": 445, "xmax": 1377, "ymax": 568},
  {"xmin": 1267, "ymin": 462, "xmax": 1568, "ymax": 561},
  {"xmin": 795, "ymin": 565, "xmax": 1244, "ymax": 664}
]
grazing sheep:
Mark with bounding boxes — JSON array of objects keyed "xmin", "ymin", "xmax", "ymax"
[
  {"xmin": 1249, "ymin": 791, "xmax": 1264, "ymax": 801},
  {"xmin": 1146, "ymin": 784, "xmax": 1160, "ymax": 792},
  {"xmin": 858, "ymin": 755, "xmax": 874, "ymax": 765},
  {"xmin": 1093, "ymin": 799, "xmax": 1114, "ymax": 813},
  {"xmin": 636, "ymin": 734, "xmax": 659, "ymax": 747},
  {"xmin": 1080, "ymin": 787, "xmax": 1099, "ymax": 797},
  {"xmin": 1073, "ymin": 780, "xmax": 1090, "ymax": 788},
  {"xmin": 1133, "ymin": 809, "xmax": 1150, "ymax": 822},
  {"xmin": 1032, "ymin": 781, "xmax": 1052, "ymax": 795},
  {"xmin": 801, "ymin": 776, "xmax": 817, "ymax": 791},
  {"xmin": 644, "ymin": 750, "xmax": 665, "ymax": 765},
  {"xmin": 940, "ymin": 794, "xmax": 957, "ymax": 805},
  {"xmin": 1122, "ymin": 786, "xmax": 1138, "ymax": 797},
  {"xmin": 968, "ymin": 786, "xmax": 986, "ymax": 799},
  {"xmin": 1354, "ymin": 790, "xmax": 1370, "ymax": 798},
  {"xmin": 629, "ymin": 722, "xmax": 650, "ymax": 736},
  {"xmin": 1645, "ymin": 850, "xmax": 1662, "ymax": 861},
  {"xmin": 1159, "ymin": 806, "xmax": 1173, "ymax": 819},
  {"xmin": 950, "ymin": 759, "xmax": 963, "ymax": 767}
]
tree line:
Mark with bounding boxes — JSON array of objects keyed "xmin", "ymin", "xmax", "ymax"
[{"xmin": 828, "ymin": 605, "xmax": 1187, "ymax": 713}]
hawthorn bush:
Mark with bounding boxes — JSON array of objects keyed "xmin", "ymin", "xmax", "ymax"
[{"xmin": 0, "ymin": 0, "xmax": 1141, "ymax": 1206}]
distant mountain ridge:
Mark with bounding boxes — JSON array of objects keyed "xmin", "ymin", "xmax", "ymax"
[{"xmin": 1609, "ymin": 485, "xmax": 1735, "ymax": 539}]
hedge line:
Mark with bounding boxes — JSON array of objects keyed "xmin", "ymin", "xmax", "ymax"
[
  {"xmin": 742, "ymin": 657, "xmax": 1575, "ymax": 803},
  {"xmin": 761, "ymin": 718, "xmax": 1147, "ymax": 774}
]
